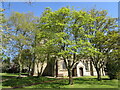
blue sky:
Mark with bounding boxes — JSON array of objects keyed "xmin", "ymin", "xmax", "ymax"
[{"xmin": 3, "ymin": 2, "xmax": 118, "ymax": 18}]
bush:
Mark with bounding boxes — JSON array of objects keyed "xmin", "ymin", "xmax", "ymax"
[
  {"xmin": 106, "ymin": 61, "xmax": 119, "ymax": 80},
  {"xmin": 2, "ymin": 64, "xmax": 19, "ymax": 73}
]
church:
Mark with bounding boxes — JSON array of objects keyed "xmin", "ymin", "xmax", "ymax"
[{"xmin": 33, "ymin": 58, "xmax": 106, "ymax": 77}]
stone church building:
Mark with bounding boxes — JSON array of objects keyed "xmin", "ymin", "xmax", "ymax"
[{"xmin": 33, "ymin": 59, "xmax": 105, "ymax": 77}]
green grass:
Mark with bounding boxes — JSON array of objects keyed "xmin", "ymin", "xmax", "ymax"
[
  {"xmin": 25, "ymin": 76, "xmax": 118, "ymax": 88},
  {"xmin": 0, "ymin": 73, "xmax": 19, "ymax": 76},
  {"xmin": 0, "ymin": 73, "xmax": 20, "ymax": 88},
  {"xmin": 1, "ymin": 73, "xmax": 19, "ymax": 80},
  {"xmin": 1, "ymin": 74, "xmax": 57, "ymax": 88},
  {"xmin": 0, "ymin": 73, "xmax": 28, "ymax": 76},
  {"xmin": 1, "ymin": 73, "xmax": 118, "ymax": 88},
  {"xmin": 1, "ymin": 73, "xmax": 29, "ymax": 80}
]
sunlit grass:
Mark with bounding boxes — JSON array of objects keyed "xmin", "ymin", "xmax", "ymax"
[
  {"xmin": 1, "ymin": 73, "xmax": 118, "ymax": 88},
  {"xmin": 2, "ymin": 74, "xmax": 57, "ymax": 88},
  {"xmin": 0, "ymin": 73, "xmax": 19, "ymax": 76},
  {"xmin": 25, "ymin": 76, "xmax": 118, "ymax": 88}
]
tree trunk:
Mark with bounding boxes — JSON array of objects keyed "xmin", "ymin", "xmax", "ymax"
[
  {"xmin": 68, "ymin": 69, "xmax": 73, "ymax": 85},
  {"xmin": 36, "ymin": 62, "xmax": 40, "ymax": 77},
  {"xmin": 55, "ymin": 60, "xmax": 58, "ymax": 77},
  {"xmin": 18, "ymin": 53, "xmax": 22, "ymax": 77},
  {"xmin": 22, "ymin": 64, "xmax": 24, "ymax": 73},
  {"xmin": 31, "ymin": 53, "xmax": 36, "ymax": 76},
  {"xmin": 28, "ymin": 65, "xmax": 31, "ymax": 76},
  {"xmin": 19, "ymin": 63, "xmax": 22, "ymax": 77},
  {"xmin": 28, "ymin": 62, "xmax": 32, "ymax": 76},
  {"xmin": 39, "ymin": 64, "xmax": 43, "ymax": 76},
  {"xmin": 90, "ymin": 60, "xmax": 94, "ymax": 76},
  {"xmin": 96, "ymin": 68, "xmax": 101, "ymax": 81},
  {"xmin": 31, "ymin": 62, "xmax": 35, "ymax": 76},
  {"xmin": 37, "ymin": 72, "xmax": 40, "ymax": 77},
  {"xmin": 101, "ymin": 67, "xmax": 104, "ymax": 76},
  {"xmin": 37, "ymin": 63, "xmax": 44, "ymax": 77}
]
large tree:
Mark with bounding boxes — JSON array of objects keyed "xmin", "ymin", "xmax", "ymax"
[
  {"xmin": 38, "ymin": 7, "xmax": 97, "ymax": 85},
  {"xmin": 105, "ymin": 31, "xmax": 119, "ymax": 79},
  {"xmin": 7, "ymin": 12, "xmax": 36, "ymax": 76},
  {"xmin": 84, "ymin": 9, "xmax": 118, "ymax": 80},
  {"xmin": 1, "ymin": 8, "xmax": 12, "ymax": 73}
]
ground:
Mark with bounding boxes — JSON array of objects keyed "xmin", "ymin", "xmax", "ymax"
[{"xmin": 0, "ymin": 73, "xmax": 118, "ymax": 89}]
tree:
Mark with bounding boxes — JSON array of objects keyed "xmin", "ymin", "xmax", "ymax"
[
  {"xmin": 35, "ymin": 35, "xmax": 48, "ymax": 77},
  {"xmin": 105, "ymin": 31, "xmax": 119, "ymax": 79},
  {"xmin": 106, "ymin": 49, "xmax": 119, "ymax": 79},
  {"xmin": 84, "ymin": 9, "xmax": 118, "ymax": 80},
  {"xmin": 20, "ymin": 49, "xmax": 32, "ymax": 75},
  {"xmin": 35, "ymin": 20, "xmax": 60, "ymax": 77},
  {"xmin": 7, "ymin": 12, "xmax": 36, "ymax": 76},
  {"xmin": 1, "ymin": 8, "xmax": 11, "ymax": 73},
  {"xmin": 39, "ymin": 7, "xmax": 97, "ymax": 85}
]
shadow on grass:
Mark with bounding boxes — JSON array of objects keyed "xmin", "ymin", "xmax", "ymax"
[
  {"xmin": 74, "ymin": 77, "xmax": 118, "ymax": 87},
  {"xmin": 2, "ymin": 75, "xmax": 118, "ymax": 88},
  {"xmin": 2, "ymin": 76, "xmax": 16, "ymax": 80},
  {"xmin": 1, "ymin": 73, "xmax": 28, "ymax": 80},
  {"xmin": 26, "ymin": 79, "xmax": 69, "ymax": 88},
  {"xmin": 25, "ymin": 77, "xmax": 118, "ymax": 88},
  {"xmin": 2, "ymin": 76, "xmax": 58, "ymax": 88},
  {"xmin": 88, "ymin": 78, "xmax": 110, "ymax": 80}
]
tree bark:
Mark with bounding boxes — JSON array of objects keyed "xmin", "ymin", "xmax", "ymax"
[
  {"xmin": 31, "ymin": 53, "xmax": 36, "ymax": 76},
  {"xmin": 90, "ymin": 60, "xmax": 94, "ymax": 76},
  {"xmin": 28, "ymin": 61, "xmax": 32, "ymax": 76},
  {"xmin": 68, "ymin": 69, "xmax": 73, "ymax": 85},
  {"xmin": 28, "ymin": 65, "xmax": 31, "ymax": 76},
  {"xmin": 91, "ymin": 56, "xmax": 101, "ymax": 81},
  {"xmin": 18, "ymin": 53, "xmax": 22, "ymax": 77},
  {"xmin": 19, "ymin": 63, "xmax": 22, "ymax": 77},
  {"xmin": 39, "ymin": 64, "xmax": 43, "ymax": 76},
  {"xmin": 37, "ymin": 62, "xmax": 40, "ymax": 77},
  {"xmin": 55, "ymin": 60, "xmax": 58, "ymax": 77},
  {"xmin": 96, "ymin": 68, "xmax": 101, "ymax": 81},
  {"xmin": 37, "ymin": 63, "xmax": 44, "ymax": 77},
  {"xmin": 31, "ymin": 34, "xmax": 37, "ymax": 76}
]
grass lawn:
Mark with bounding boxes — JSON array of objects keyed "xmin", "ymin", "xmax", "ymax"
[
  {"xmin": 0, "ymin": 73, "xmax": 19, "ymax": 80},
  {"xmin": 1, "ymin": 73, "xmax": 118, "ymax": 88},
  {"xmin": 0, "ymin": 73, "xmax": 29, "ymax": 77},
  {"xmin": 25, "ymin": 76, "xmax": 118, "ymax": 88},
  {"xmin": 0, "ymin": 73, "xmax": 29, "ymax": 80},
  {"xmin": 1, "ymin": 73, "xmax": 57, "ymax": 88},
  {"xmin": 0, "ymin": 73, "xmax": 19, "ymax": 88}
]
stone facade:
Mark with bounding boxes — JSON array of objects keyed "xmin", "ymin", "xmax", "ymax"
[{"xmin": 33, "ymin": 59, "xmax": 105, "ymax": 77}]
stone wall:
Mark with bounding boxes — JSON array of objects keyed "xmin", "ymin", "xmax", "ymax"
[{"xmin": 33, "ymin": 59, "xmax": 105, "ymax": 77}]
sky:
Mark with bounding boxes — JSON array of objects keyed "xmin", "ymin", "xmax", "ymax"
[{"xmin": 3, "ymin": 2, "xmax": 118, "ymax": 18}]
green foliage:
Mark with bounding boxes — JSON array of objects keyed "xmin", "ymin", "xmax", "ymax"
[
  {"xmin": 81, "ymin": 8, "xmax": 119, "ymax": 80},
  {"xmin": 105, "ymin": 35, "xmax": 120, "ymax": 79},
  {"xmin": 3, "ymin": 12, "xmax": 38, "ymax": 75},
  {"xmin": 36, "ymin": 7, "xmax": 119, "ymax": 83}
]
